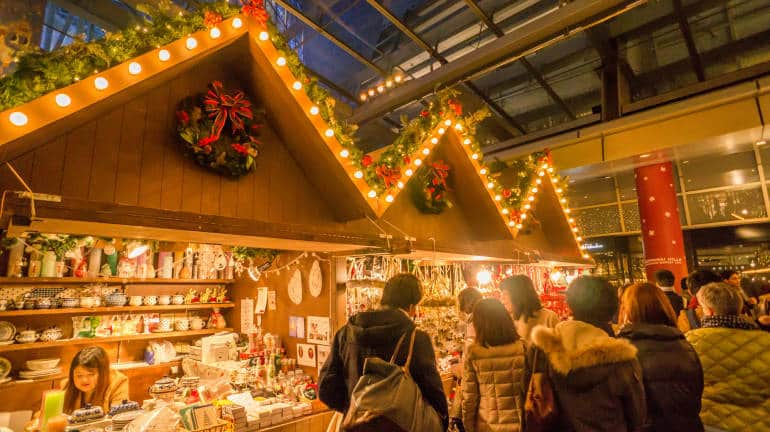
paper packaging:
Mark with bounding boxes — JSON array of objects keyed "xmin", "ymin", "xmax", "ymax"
[{"xmin": 38, "ymin": 390, "xmax": 64, "ymax": 432}]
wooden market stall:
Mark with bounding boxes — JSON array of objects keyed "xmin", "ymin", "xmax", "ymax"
[{"xmin": 0, "ymin": 7, "xmax": 587, "ymax": 431}]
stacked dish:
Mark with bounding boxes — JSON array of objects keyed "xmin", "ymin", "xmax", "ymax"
[
  {"xmin": 0, "ymin": 357, "xmax": 11, "ymax": 384},
  {"xmin": 19, "ymin": 358, "xmax": 61, "ymax": 380},
  {"xmin": 0, "ymin": 321, "xmax": 16, "ymax": 345},
  {"xmin": 111, "ymin": 410, "xmax": 142, "ymax": 431}
]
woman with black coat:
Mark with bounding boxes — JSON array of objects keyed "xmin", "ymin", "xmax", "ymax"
[{"xmin": 618, "ymin": 282, "xmax": 704, "ymax": 432}]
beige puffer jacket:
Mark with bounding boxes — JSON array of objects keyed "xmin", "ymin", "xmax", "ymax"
[{"xmin": 461, "ymin": 342, "xmax": 525, "ymax": 432}]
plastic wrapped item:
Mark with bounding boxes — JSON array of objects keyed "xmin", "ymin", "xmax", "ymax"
[
  {"xmin": 125, "ymin": 406, "xmax": 180, "ymax": 432},
  {"xmin": 197, "ymin": 377, "xmax": 233, "ymax": 404}
]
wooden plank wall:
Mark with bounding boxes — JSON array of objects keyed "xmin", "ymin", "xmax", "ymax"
[{"xmin": 0, "ymin": 46, "xmax": 333, "ymax": 228}]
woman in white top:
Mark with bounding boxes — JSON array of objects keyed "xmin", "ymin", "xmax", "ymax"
[{"xmin": 499, "ymin": 275, "xmax": 560, "ymax": 343}]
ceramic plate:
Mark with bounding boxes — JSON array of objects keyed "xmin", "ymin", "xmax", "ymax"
[
  {"xmin": 0, "ymin": 340, "xmax": 14, "ymax": 345},
  {"xmin": 0, "ymin": 357, "xmax": 10, "ymax": 379},
  {"xmin": 309, "ymin": 260, "xmax": 322, "ymax": 298},
  {"xmin": 0, "ymin": 321, "xmax": 15, "ymax": 342}
]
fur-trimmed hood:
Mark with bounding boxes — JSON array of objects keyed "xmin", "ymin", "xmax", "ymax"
[{"xmin": 532, "ymin": 320, "xmax": 638, "ymax": 378}]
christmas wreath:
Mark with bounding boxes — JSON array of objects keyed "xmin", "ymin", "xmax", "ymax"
[
  {"xmin": 176, "ymin": 81, "xmax": 264, "ymax": 177},
  {"xmin": 411, "ymin": 160, "xmax": 452, "ymax": 214}
]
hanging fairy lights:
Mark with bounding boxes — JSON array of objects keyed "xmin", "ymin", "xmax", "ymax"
[{"xmin": 359, "ymin": 72, "xmax": 406, "ymax": 102}]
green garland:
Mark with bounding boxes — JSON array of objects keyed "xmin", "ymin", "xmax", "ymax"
[{"xmin": 231, "ymin": 246, "xmax": 279, "ymax": 264}]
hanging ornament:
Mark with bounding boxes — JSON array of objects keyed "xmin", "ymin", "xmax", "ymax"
[
  {"xmin": 309, "ymin": 260, "xmax": 323, "ymax": 297},
  {"xmin": 288, "ymin": 268, "xmax": 303, "ymax": 304}
]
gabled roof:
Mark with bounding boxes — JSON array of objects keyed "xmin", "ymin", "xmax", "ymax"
[{"xmin": 0, "ymin": 13, "xmax": 587, "ymax": 262}]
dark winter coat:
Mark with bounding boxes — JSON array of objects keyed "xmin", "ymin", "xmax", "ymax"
[
  {"xmin": 317, "ymin": 308, "xmax": 449, "ymax": 428},
  {"xmin": 663, "ymin": 291, "xmax": 684, "ymax": 317},
  {"xmin": 529, "ymin": 320, "xmax": 647, "ymax": 432},
  {"xmin": 618, "ymin": 323, "xmax": 704, "ymax": 432}
]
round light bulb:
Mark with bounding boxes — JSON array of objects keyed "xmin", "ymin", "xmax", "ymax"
[
  {"xmin": 495, "ymin": 195, "xmax": 501, "ymax": 201},
  {"xmin": 583, "ymin": 253, "xmax": 590, "ymax": 259},
  {"xmin": 368, "ymin": 89, "xmax": 375, "ymax": 96},
  {"xmin": 430, "ymin": 137, "xmax": 438, "ymax": 145},
  {"xmin": 471, "ymin": 153, "xmax": 479, "ymax": 160},
  {"xmin": 158, "ymin": 49, "xmax": 171, "ymax": 61},
  {"xmin": 508, "ymin": 221, "xmax": 516, "ymax": 227},
  {"xmin": 414, "ymin": 159, "xmax": 422, "ymax": 166},
  {"xmin": 94, "ymin": 77, "xmax": 109, "ymax": 90},
  {"xmin": 209, "ymin": 27, "xmax": 222, "ymax": 39},
  {"xmin": 324, "ymin": 128, "xmax": 334, "ymax": 137},
  {"xmin": 463, "ymin": 138, "xmax": 471, "ymax": 145},
  {"xmin": 531, "ymin": 187, "xmax": 538, "ymax": 193},
  {"xmin": 385, "ymin": 80, "xmax": 393, "ymax": 87},
  {"xmin": 444, "ymin": 119, "xmax": 452, "ymax": 126},
  {"xmin": 486, "ymin": 182, "xmax": 494, "ymax": 189},
  {"xmin": 354, "ymin": 170, "xmax": 363, "ymax": 179},
  {"xmin": 128, "ymin": 61, "xmax": 142, "ymax": 75},
  {"xmin": 454, "ymin": 123, "xmax": 463, "ymax": 130},
  {"xmin": 565, "ymin": 208, "xmax": 571, "ymax": 214},
  {"xmin": 360, "ymin": 93, "xmax": 367, "ymax": 101},
  {"xmin": 376, "ymin": 85, "xmax": 384, "ymax": 93},
  {"xmin": 394, "ymin": 75, "xmax": 403, "ymax": 83},
  {"xmin": 9, "ymin": 111, "xmax": 28, "ymax": 126},
  {"xmin": 502, "ymin": 208, "xmax": 510, "ymax": 215},
  {"xmin": 569, "ymin": 218, "xmax": 575, "ymax": 223},
  {"xmin": 385, "ymin": 195, "xmax": 394, "ymax": 203},
  {"xmin": 576, "ymin": 236, "xmax": 583, "ymax": 241},
  {"xmin": 476, "ymin": 269, "xmax": 492, "ymax": 285},
  {"xmin": 397, "ymin": 181, "xmax": 404, "ymax": 189},
  {"xmin": 438, "ymin": 127, "xmax": 445, "ymax": 135},
  {"xmin": 521, "ymin": 213, "xmax": 527, "ymax": 220},
  {"xmin": 276, "ymin": 56, "xmax": 287, "ymax": 66},
  {"xmin": 309, "ymin": 106, "xmax": 319, "ymax": 115},
  {"xmin": 339, "ymin": 149, "xmax": 349, "ymax": 158},
  {"xmin": 232, "ymin": 17, "xmax": 243, "ymax": 29},
  {"xmin": 556, "ymin": 188, "xmax": 563, "ymax": 194},
  {"xmin": 528, "ymin": 196, "xmax": 535, "ymax": 201},
  {"xmin": 536, "ymin": 178, "xmax": 542, "ymax": 184},
  {"xmin": 480, "ymin": 168, "xmax": 487, "ymax": 175},
  {"xmin": 55, "ymin": 93, "xmax": 71, "ymax": 107},
  {"xmin": 538, "ymin": 171, "xmax": 545, "ymax": 177},
  {"xmin": 572, "ymin": 227, "xmax": 579, "ymax": 233},
  {"xmin": 259, "ymin": 31, "xmax": 269, "ymax": 41},
  {"xmin": 405, "ymin": 169, "xmax": 414, "ymax": 177},
  {"xmin": 186, "ymin": 37, "xmax": 198, "ymax": 50},
  {"xmin": 292, "ymin": 81, "xmax": 302, "ymax": 90},
  {"xmin": 422, "ymin": 148, "xmax": 430, "ymax": 155},
  {"xmin": 367, "ymin": 190, "xmax": 377, "ymax": 198},
  {"xmin": 561, "ymin": 198, "xmax": 567, "ymax": 204},
  {"xmin": 524, "ymin": 204, "xmax": 531, "ymax": 210}
]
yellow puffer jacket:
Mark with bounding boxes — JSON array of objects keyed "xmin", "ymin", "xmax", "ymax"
[
  {"xmin": 686, "ymin": 327, "xmax": 770, "ymax": 431},
  {"xmin": 461, "ymin": 342, "xmax": 525, "ymax": 432}
]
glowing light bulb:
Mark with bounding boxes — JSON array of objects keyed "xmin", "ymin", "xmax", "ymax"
[
  {"xmin": 536, "ymin": 178, "xmax": 542, "ymax": 185},
  {"xmin": 531, "ymin": 187, "xmax": 538, "ymax": 193},
  {"xmin": 368, "ymin": 89, "xmax": 375, "ymax": 96},
  {"xmin": 455, "ymin": 123, "xmax": 463, "ymax": 130},
  {"xmin": 185, "ymin": 37, "xmax": 198, "ymax": 50},
  {"xmin": 397, "ymin": 181, "xmax": 404, "ymax": 189},
  {"xmin": 476, "ymin": 269, "xmax": 492, "ymax": 285},
  {"xmin": 414, "ymin": 158, "xmax": 422, "ymax": 166},
  {"xmin": 209, "ymin": 27, "xmax": 221, "ymax": 39},
  {"xmin": 487, "ymin": 182, "xmax": 494, "ymax": 189},
  {"xmin": 354, "ymin": 170, "xmax": 363, "ymax": 179},
  {"xmin": 471, "ymin": 153, "xmax": 479, "ymax": 160},
  {"xmin": 360, "ymin": 93, "xmax": 367, "ymax": 101},
  {"xmin": 524, "ymin": 204, "xmax": 531, "ymax": 210},
  {"xmin": 516, "ymin": 223, "xmax": 523, "ymax": 229},
  {"xmin": 309, "ymin": 106, "xmax": 319, "ymax": 115},
  {"xmin": 556, "ymin": 188, "xmax": 563, "ymax": 194},
  {"xmin": 495, "ymin": 195, "xmax": 501, "ymax": 201},
  {"xmin": 502, "ymin": 208, "xmax": 510, "ymax": 215},
  {"xmin": 528, "ymin": 196, "xmax": 535, "ymax": 202},
  {"xmin": 561, "ymin": 198, "xmax": 567, "ymax": 204},
  {"xmin": 572, "ymin": 227, "xmax": 578, "ymax": 232},
  {"xmin": 232, "ymin": 17, "xmax": 243, "ymax": 28},
  {"xmin": 339, "ymin": 149, "xmax": 349, "ymax": 158},
  {"xmin": 548, "ymin": 167, "xmax": 554, "ymax": 173},
  {"xmin": 576, "ymin": 236, "xmax": 583, "ymax": 241},
  {"xmin": 444, "ymin": 119, "xmax": 452, "ymax": 126},
  {"xmin": 276, "ymin": 57, "xmax": 286, "ymax": 66},
  {"xmin": 480, "ymin": 168, "xmax": 487, "ymax": 175},
  {"xmin": 55, "ymin": 93, "xmax": 71, "ymax": 107},
  {"xmin": 367, "ymin": 190, "xmax": 377, "ymax": 198},
  {"xmin": 394, "ymin": 75, "xmax": 403, "ymax": 83},
  {"xmin": 583, "ymin": 253, "xmax": 590, "ymax": 259},
  {"xmin": 521, "ymin": 213, "xmax": 527, "ymax": 220},
  {"xmin": 538, "ymin": 171, "xmax": 545, "ymax": 177},
  {"xmin": 377, "ymin": 85, "xmax": 384, "ymax": 93},
  {"xmin": 565, "ymin": 208, "xmax": 571, "ymax": 214},
  {"xmin": 422, "ymin": 148, "xmax": 430, "ymax": 155},
  {"xmin": 438, "ymin": 127, "xmax": 445, "ymax": 135},
  {"xmin": 509, "ymin": 221, "xmax": 515, "ymax": 227},
  {"xmin": 385, "ymin": 195, "xmax": 394, "ymax": 203},
  {"xmin": 259, "ymin": 31, "xmax": 269, "ymax": 41},
  {"xmin": 386, "ymin": 80, "xmax": 393, "ymax": 87},
  {"xmin": 430, "ymin": 137, "xmax": 438, "ymax": 145},
  {"xmin": 405, "ymin": 169, "xmax": 414, "ymax": 177},
  {"xmin": 9, "ymin": 111, "xmax": 28, "ymax": 126},
  {"xmin": 292, "ymin": 81, "xmax": 302, "ymax": 90},
  {"xmin": 128, "ymin": 62, "xmax": 142, "ymax": 75},
  {"xmin": 158, "ymin": 49, "xmax": 170, "ymax": 61},
  {"xmin": 94, "ymin": 77, "xmax": 109, "ymax": 90},
  {"xmin": 463, "ymin": 138, "xmax": 471, "ymax": 145},
  {"xmin": 324, "ymin": 128, "xmax": 334, "ymax": 137}
]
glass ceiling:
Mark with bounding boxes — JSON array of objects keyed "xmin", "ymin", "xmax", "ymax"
[{"xmin": 8, "ymin": 0, "xmax": 770, "ymax": 154}]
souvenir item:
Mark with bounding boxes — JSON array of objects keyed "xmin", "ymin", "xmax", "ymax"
[
  {"xmin": 309, "ymin": 260, "xmax": 323, "ymax": 297},
  {"xmin": 0, "ymin": 357, "xmax": 10, "ymax": 379},
  {"xmin": 39, "ymin": 327, "xmax": 63, "ymax": 342},
  {"xmin": 149, "ymin": 376, "xmax": 177, "ymax": 402},
  {"xmin": 288, "ymin": 268, "xmax": 302, "ymax": 305},
  {"xmin": 28, "ymin": 258, "xmax": 42, "ymax": 277},
  {"xmin": 158, "ymin": 251, "xmax": 173, "ymax": 279},
  {"xmin": 61, "ymin": 297, "xmax": 79, "ymax": 308},
  {"xmin": 19, "ymin": 367, "xmax": 62, "ymax": 379},
  {"xmin": 69, "ymin": 404, "xmax": 104, "ymax": 424},
  {"xmin": 156, "ymin": 317, "xmax": 173, "ymax": 332},
  {"xmin": 172, "ymin": 294, "xmax": 185, "ymax": 305},
  {"xmin": 35, "ymin": 298, "xmax": 52, "ymax": 309},
  {"xmin": 0, "ymin": 300, "xmax": 9, "ymax": 311},
  {"xmin": 110, "ymin": 408, "xmax": 142, "ymax": 430},
  {"xmin": 23, "ymin": 299, "xmax": 36, "ymax": 310},
  {"xmin": 26, "ymin": 358, "xmax": 60, "ymax": 371},
  {"xmin": 175, "ymin": 317, "xmax": 190, "ymax": 331},
  {"xmin": 129, "ymin": 296, "xmax": 143, "ymax": 306},
  {"xmin": 208, "ymin": 308, "xmax": 226, "ymax": 329},
  {"xmin": 296, "ymin": 343, "xmax": 316, "ymax": 367},
  {"xmin": 103, "ymin": 244, "xmax": 118, "ymax": 276},
  {"xmin": 190, "ymin": 316, "xmax": 206, "ymax": 330},
  {"xmin": 40, "ymin": 251, "xmax": 57, "ymax": 277},
  {"xmin": 307, "ymin": 316, "xmax": 331, "ymax": 345},
  {"xmin": 117, "ymin": 256, "xmax": 135, "ymax": 278},
  {"xmin": 15, "ymin": 329, "xmax": 38, "ymax": 343},
  {"xmin": 88, "ymin": 247, "xmax": 102, "ymax": 277},
  {"xmin": 79, "ymin": 296, "xmax": 96, "ymax": 308},
  {"xmin": 158, "ymin": 295, "xmax": 171, "ymax": 305},
  {"xmin": 105, "ymin": 290, "xmax": 127, "ymax": 307},
  {"xmin": 144, "ymin": 295, "xmax": 158, "ymax": 306},
  {"xmin": 5, "ymin": 242, "xmax": 24, "ymax": 277}
]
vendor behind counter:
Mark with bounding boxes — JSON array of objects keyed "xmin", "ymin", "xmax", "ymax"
[{"xmin": 62, "ymin": 346, "xmax": 128, "ymax": 414}]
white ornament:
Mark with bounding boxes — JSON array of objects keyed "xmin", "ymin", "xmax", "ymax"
[
  {"xmin": 672, "ymin": 240, "xmax": 677, "ymax": 245},
  {"xmin": 664, "ymin": 211, "xmax": 671, "ymax": 218},
  {"xmin": 309, "ymin": 260, "xmax": 322, "ymax": 298},
  {"xmin": 660, "ymin": 166, "xmax": 667, "ymax": 172},
  {"xmin": 649, "ymin": 230, "xmax": 655, "ymax": 236},
  {"xmin": 288, "ymin": 268, "xmax": 303, "ymax": 305},
  {"xmin": 643, "ymin": 176, "xmax": 648, "ymax": 181},
  {"xmin": 649, "ymin": 196, "xmax": 656, "ymax": 202}
]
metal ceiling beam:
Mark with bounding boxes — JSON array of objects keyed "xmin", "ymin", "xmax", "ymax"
[
  {"xmin": 272, "ymin": 0, "xmax": 388, "ymax": 76},
  {"xmin": 50, "ymin": 0, "xmax": 137, "ymax": 31},
  {"xmin": 349, "ymin": 0, "xmax": 644, "ymax": 125},
  {"xmin": 463, "ymin": 0, "xmax": 575, "ymax": 120},
  {"xmin": 363, "ymin": 0, "xmax": 526, "ymax": 135},
  {"xmin": 672, "ymin": 0, "xmax": 706, "ymax": 82}
]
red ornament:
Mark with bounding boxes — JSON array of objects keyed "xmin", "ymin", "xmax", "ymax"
[
  {"xmin": 198, "ymin": 135, "xmax": 217, "ymax": 147},
  {"xmin": 361, "ymin": 154, "xmax": 373, "ymax": 167},
  {"xmin": 176, "ymin": 110, "xmax": 189, "ymax": 125},
  {"xmin": 420, "ymin": 110, "xmax": 429, "ymax": 118},
  {"xmin": 375, "ymin": 165, "xmax": 402, "ymax": 189},
  {"xmin": 203, "ymin": 11, "xmax": 223, "ymax": 28},
  {"xmin": 403, "ymin": 155, "xmax": 411, "ymax": 165},
  {"xmin": 242, "ymin": 0, "xmax": 269, "ymax": 26},
  {"xmin": 503, "ymin": 189, "xmax": 511, "ymax": 198},
  {"xmin": 231, "ymin": 143, "xmax": 250, "ymax": 155},
  {"xmin": 448, "ymin": 99, "xmax": 462, "ymax": 116}
]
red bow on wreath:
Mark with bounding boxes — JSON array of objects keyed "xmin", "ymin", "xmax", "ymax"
[
  {"xmin": 538, "ymin": 149, "xmax": 553, "ymax": 167},
  {"xmin": 204, "ymin": 81, "xmax": 254, "ymax": 139},
  {"xmin": 375, "ymin": 165, "xmax": 401, "ymax": 189},
  {"xmin": 242, "ymin": 0, "xmax": 269, "ymax": 26},
  {"xmin": 448, "ymin": 99, "xmax": 462, "ymax": 116},
  {"xmin": 430, "ymin": 161, "xmax": 450, "ymax": 187}
]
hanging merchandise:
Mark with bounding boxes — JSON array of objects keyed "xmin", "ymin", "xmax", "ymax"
[
  {"xmin": 308, "ymin": 260, "xmax": 323, "ymax": 297},
  {"xmin": 288, "ymin": 268, "xmax": 302, "ymax": 305}
]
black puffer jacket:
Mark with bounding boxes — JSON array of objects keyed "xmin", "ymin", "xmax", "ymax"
[
  {"xmin": 618, "ymin": 323, "xmax": 704, "ymax": 432},
  {"xmin": 317, "ymin": 308, "xmax": 448, "ymax": 428}
]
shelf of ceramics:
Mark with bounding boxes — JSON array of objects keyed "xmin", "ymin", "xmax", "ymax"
[
  {"xmin": 0, "ymin": 328, "xmax": 233, "ymax": 353},
  {"xmin": 0, "ymin": 278, "xmax": 234, "ymax": 285},
  {"xmin": 0, "ymin": 303, "xmax": 235, "ymax": 318}
]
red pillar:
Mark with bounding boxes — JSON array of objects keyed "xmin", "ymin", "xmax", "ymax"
[{"xmin": 635, "ymin": 162, "xmax": 688, "ymax": 286}]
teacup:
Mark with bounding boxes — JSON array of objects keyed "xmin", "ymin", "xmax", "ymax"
[
  {"xmin": 16, "ymin": 330, "xmax": 39, "ymax": 343},
  {"xmin": 158, "ymin": 317, "xmax": 172, "ymax": 331},
  {"xmin": 80, "ymin": 297, "xmax": 95, "ymax": 308},
  {"xmin": 129, "ymin": 296, "xmax": 143, "ymax": 307},
  {"xmin": 143, "ymin": 296, "xmax": 158, "ymax": 306},
  {"xmin": 0, "ymin": 299, "xmax": 9, "ymax": 311},
  {"xmin": 35, "ymin": 298, "xmax": 52, "ymax": 309},
  {"xmin": 158, "ymin": 295, "xmax": 171, "ymax": 306},
  {"xmin": 190, "ymin": 316, "xmax": 206, "ymax": 330},
  {"xmin": 61, "ymin": 298, "xmax": 79, "ymax": 308},
  {"xmin": 172, "ymin": 294, "xmax": 185, "ymax": 305},
  {"xmin": 175, "ymin": 318, "xmax": 189, "ymax": 331}
]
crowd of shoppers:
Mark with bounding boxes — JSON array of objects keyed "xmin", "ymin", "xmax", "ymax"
[{"xmin": 319, "ymin": 270, "xmax": 770, "ymax": 432}]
